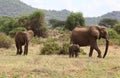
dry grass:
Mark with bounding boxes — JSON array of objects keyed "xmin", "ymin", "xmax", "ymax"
[{"xmin": 0, "ymin": 44, "xmax": 120, "ymax": 78}]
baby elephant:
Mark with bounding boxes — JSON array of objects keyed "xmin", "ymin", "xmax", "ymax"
[{"xmin": 69, "ymin": 44, "xmax": 80, "ymax": 58}]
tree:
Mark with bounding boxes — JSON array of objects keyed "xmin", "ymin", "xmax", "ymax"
[
  {"xmin": 19, "ymin": 10, "xmax": 48, "ymax": 37},
  {"xmin": 98, "ymin": 18, "xmax": 118, "ymax": 28},
  {"xmin": 0, "ymin": 17, "xmax": 19, "ymax": 35},
  {"xmin": 65, "ymin": 12, "xmax": 85, "ymax": 30},
  {"xmin": 49, "ymin": 19, "xmax": 65, "ymax": 28},
  {"xmin": 113, "ymin": 23, "xmax": 120, "ymax": 34}
]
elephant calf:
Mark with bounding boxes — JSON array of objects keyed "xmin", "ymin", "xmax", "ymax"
[{"xmin": 69, "ymin": 44, "xmax": 80, "ymax": 58}]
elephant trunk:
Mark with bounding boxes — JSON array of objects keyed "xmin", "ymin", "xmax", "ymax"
[{"xmin": 103, "ymin": 39, "xmax": 109, "ymax": 58}]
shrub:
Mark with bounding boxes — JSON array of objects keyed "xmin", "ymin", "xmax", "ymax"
[
  {"xmin": 80, "ymin": 48, "xmax": 87, "ymax": 55},
  {"xmin": 9, "ymin": 27, "xmax": 26, "ymax": 37},
  {"xmin": 0, "ymin": 33, "xmax": 13, "ymax": 48},
  {"xmin": 107, "ymin": 28, "xmax": 120, "ymax": 39},
  {"xmin": 58, "ymin": 42, "xmax": 70, "ymax": 55},
  {"xmin": 40, "ymin": 39, "xmax": 60, "ymax": 55},
  {"xmin": 113, "ymin": 23, "xmax": 120, "ymax": 34},
  {"xmin": 31, "ymin": 37, "xmax": 41, "ymax": 44},
  {"xmin": 0, "ymin": 17, "xmax": 19, "ymax": 35}
]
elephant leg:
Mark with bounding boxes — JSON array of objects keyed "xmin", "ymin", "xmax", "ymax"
[
  {"xmin": 71, "ymin": 51, "xmax": 74, "ymax": 57},
  {"xmin": 93, "ymin": 45, "xmax": 102, "ymax": 58},
  {"xmin": 69, "ymin": 51, "xmax": 72, "ymax": 58},
  {"xmin": 16, "ymin": 44, "xmax": 20, "ymax": 55},
  {"xmin": 90, "ymin": 40, "xmax": 102, "ymax": 58},
  {"xmin": 69, "ymin": 46, "xmax": 72, "ymax": 58},
  {"xmin": 89, "ymin": 47, "xmax": 94, "ymax": 57},
  {"xmin": 16, "ymin": 46, "xmax": 19, "ymax": 55},
  {"xmin": 75, "ymin": 51, "xmax": 78, "ymax": 58},
  {"xmin": 24, "ymin": 44, "xmax": 28, "ymax": 55},
  {"xmin": 19, "ymin": 46, "xmax": 22, "ymax": 55}
]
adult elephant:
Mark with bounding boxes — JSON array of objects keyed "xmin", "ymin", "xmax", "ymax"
[
  {"xmin": 70, "ymin": 26, "xmax": 109, "ymax": 58},
  {"xmin": 15, "ymin": 30, "xmax": 34, "ymax": 55}
]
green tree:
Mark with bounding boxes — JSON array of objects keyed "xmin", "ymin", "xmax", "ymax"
[
  {"xmin": 99, "ymin": 18, "xmax": 118, "ymax": 28},
  {"xmin": 49, "ymin": 19, "xmax": 65, "ymax": 28},
  {"xmin": 0, "ymin": 17, "xmax": 19, "ymax": 35},
  {"xmin": 65, "ymin": 12, "xmax": 85, "ymax": 30},
  {"xmin": 107, "ymin": 28, "xmax": 119, "ymax": 39},
  {"xmin": 113, "ymin": 23, "xmax": 120, "ymax": 34},
  {"xmin": 19, "ymin": 10, "xmax": 48, "ymax": 37}
]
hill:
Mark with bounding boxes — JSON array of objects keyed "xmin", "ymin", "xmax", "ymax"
[
  {"xmin": 0, "ymin": 0, "xmax": 70, "ymax": 21},
  {"xmin": 0, "ymin": 0, "xmax": 120, "ymax": 25},
  {"xmin": 85, "ymin": 11, "xmax": 120, "ymax": 25},
  {"xmin": 0, "ymin": 0, "xmax": 35, "ymax": 17}
]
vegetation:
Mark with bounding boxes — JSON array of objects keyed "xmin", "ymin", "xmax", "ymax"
[
  {"xmin": 40, "ymin": 38, "xmax": 60, "ymax": 55},
  {"xmin": 0, "ymin": 33, "xmax": 13, "ymax": 48},
  {"xmin": 113, "ymin": 23, "xmax": 120, "ymax": 34},
  {"xmin": 107, "ymin": 28, "xmax": 120, "ymax": 39},
  {"xmin": 0, "ymin": 17, "xmax": 20, "ymax": 36},
  {"xmin": 1, "ymin": 0, "xmax": 120, "ymax": 26},
  {"xmin": 9, "ymin": 27, "xmax": 26, "ymax": 37},
  {"xmin": 59, "ymin": 42, "xmax": 70, "ymax": 55},
  {"xmin": 19, "ymin": 10, "xmax": 48, "ymax": 37},
  {"xmin": 0, "ymin": 44, "xmax": 120, "ymax": 78},
  {"xmin": 49, "ymin": 19, "xmax": 65, "ymax": 28},
  {"xmin": 0, "ymin": 0, "xmax": 35, "ymax": 17},
  {"xmin": 99, "ymin": 18, "xmax": 118, "ymax": 28},
  {"xmin": 65, "ymin": 12, "xmax": 85, "ymax": 30},
  {"xmin": 0, "ymin": 1, "xmax": 120, "ymax": 78}
]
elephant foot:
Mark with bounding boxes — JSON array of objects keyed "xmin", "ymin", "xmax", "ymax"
[
  {"xmin": 89, "ymin": 54, "xmax": 93, "ymax": 57},
  {"xmin": 89, "ymin": 55, "xmax": 92, "ymax": 57},
  {"xmin": 97, "ymin": 55, "xmax": 102, "ymax": 58}
]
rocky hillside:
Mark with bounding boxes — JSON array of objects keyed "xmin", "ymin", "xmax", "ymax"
[
  {"xmin": 0, "ymin": 0, "xmax": 70, "ymax": 21},
  {"xmin": 85, "ymin": 11, "xmax": 120, "ymax": 25},
  {"xmin": 0, "ymin": 0, "xmax": 35, "ymax": 17},
  {"xmin": 0, "ymin": 0, "xmax": 120, "ymax": 25}
]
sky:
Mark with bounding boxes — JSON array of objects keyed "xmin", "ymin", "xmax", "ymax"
[{"xmin": 20, "ymin": 0, "xmax": 120, "ymax": 17}]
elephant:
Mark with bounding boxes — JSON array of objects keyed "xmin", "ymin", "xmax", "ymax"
[
  {"xmin": 69, "ymin": 44, "xmax": 80, "ymax": 58},
  {"xmin": 15, "ymin": 30, "xmax": 34, "ymax": 55},
  {"xmin": 70, "ymin": 26, "xmax": 109, "ymax": 58}
]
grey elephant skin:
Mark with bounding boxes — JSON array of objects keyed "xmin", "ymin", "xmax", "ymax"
[{"xmin": 70, "ymin": 26, "xmax": 109, "ymax": 58}]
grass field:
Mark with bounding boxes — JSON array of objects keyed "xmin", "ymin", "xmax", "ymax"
[{"xmin": 0, "ymin": 44, "xmax": 120, "ymax": 78}]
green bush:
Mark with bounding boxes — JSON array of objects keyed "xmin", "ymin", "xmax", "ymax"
[
  {"xmin": 58, "ymin": 42, "xmax": 70, "ymax": 55},
  {"xmin": 0, "ymin": 33, "xmax": 13, "ymax": 48},
  {"xmin": 40, "ymin": 40, "xmax": 60, "ymax": 55},
  {"xmin": 0, "ymin": 17, "xmax": 19, "ymax": 35},
  {"xmin": 107, "ymin": 28, "xmax": 120, "ymax": 39},
  {"xmin": 9, "ymin": 27, "xmax": 26, "ymax": 37},
  {"xmin": 80, "ymin": 48, "xmax": 86, "ymax": 55},
  {"xmin": 113, "ymin": 23, "xmax": 120, "ymax": 34}
]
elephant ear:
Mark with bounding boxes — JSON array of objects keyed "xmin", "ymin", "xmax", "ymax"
[
  {"xmin": 89, "ymin": 26, "xmax": 100, "ymax": 39},
  {"xmin": 24, "ymin": 30, "xmax": 34, "ymax": 41}
]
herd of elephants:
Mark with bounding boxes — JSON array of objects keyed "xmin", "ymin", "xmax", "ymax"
[{"xmin": 15, "ymin": 26, "xmax": 109, "ymax": 58}]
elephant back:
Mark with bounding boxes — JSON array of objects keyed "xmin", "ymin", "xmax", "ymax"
[{"xmin": 15, "ymin": 32, "xmax": 28, "ymax": 45}]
